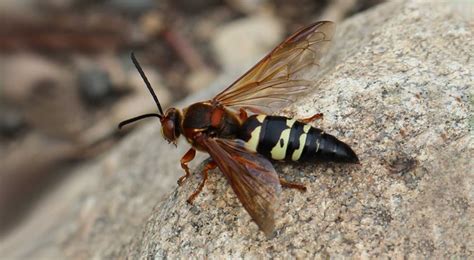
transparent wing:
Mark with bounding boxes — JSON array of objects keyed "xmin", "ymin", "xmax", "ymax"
[
  {"xmin": 199, "ymin": 137, "xmax": 281, "ymax": 236},
  {"xmin": 213, "ymin": 21, "xmax": 335, "ymax": 113}
]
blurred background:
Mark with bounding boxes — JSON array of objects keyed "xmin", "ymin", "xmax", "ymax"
[{"xmin": 0, "ymin": 0, "xmax": 383, "ymax": 238}]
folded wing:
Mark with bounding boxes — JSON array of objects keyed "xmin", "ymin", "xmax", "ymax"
[{"xmin": 199, "ymin": 137, "xmax": 282, "ymax": 236}]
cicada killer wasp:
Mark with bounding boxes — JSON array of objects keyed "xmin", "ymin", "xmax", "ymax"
[{"xmin": 119, "ymin": 21, "xmax": 358, "ymax": 237}]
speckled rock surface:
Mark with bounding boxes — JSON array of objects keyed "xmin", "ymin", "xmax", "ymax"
[
  {"xmin": 120, "ymin": 1, "xmax": 473, "ymax": 258},
  {"xmin": 1, "ymin": 0, "xmax": 472, "ymax": 259}
]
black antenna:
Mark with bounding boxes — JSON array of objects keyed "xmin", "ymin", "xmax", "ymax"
[
  {"xmin": 117, "ymin": 53, "xmax": 164, "ymax": 129},
  {"xmin": 118, "ymin": 113, "xmax": 162, "ymax": 129},
  {"xmin": 131, "ymin": 52, "xmax": 164, "ymax": 115}
]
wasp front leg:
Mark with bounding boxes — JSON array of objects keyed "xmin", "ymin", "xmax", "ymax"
[
  {"xmin": 187, "ymin": 160, "xmax": 217, "ymax": 204},
  {"xmin": 178, "ymin": 148, "xmax": 196, "ymax": 186},
  {"xmin": 299, "ymin": 113, "xmax": 324, "ymax": 123}
]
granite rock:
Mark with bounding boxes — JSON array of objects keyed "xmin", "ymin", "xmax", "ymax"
[
  {"xmin": 121, "ymin": 1, "xmax": 473, "ymax": 258},
  {"xmin": 0, "ymin": 0, "xmax": 472, "ymax": 259}
]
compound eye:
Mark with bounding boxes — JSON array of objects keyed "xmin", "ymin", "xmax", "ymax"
[{"xmin": 162, "ymin": 119, "xmax": 176, "ymax": 142}]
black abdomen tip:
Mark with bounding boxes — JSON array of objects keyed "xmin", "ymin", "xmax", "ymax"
[
  {"xmin": 317, "ymin": 133, "xmax": 359, "ymax": 163},
  {"xmin": 335, "ymin": 141, "xmax": 359, "ymax": 163}
]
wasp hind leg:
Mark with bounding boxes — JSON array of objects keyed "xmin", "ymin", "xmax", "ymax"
[
  {"xmin": 178, "ymin": 148, "xmax": 196, "ymax": 186},
  {"xmin": 186, "ymin": 160, "xmax": 217, "ymax": 204},
  {"xmin": 300, "ymin": 113, "xmax": 324, "ymax": 123},
  {"xmin": 279, "ymin": 178, "xmax": 307, "ymax": 192}
]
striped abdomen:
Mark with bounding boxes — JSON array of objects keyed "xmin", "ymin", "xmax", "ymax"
[{"xmin": 238, "ymin": 115, "xmax": 359, "ymax": 163}]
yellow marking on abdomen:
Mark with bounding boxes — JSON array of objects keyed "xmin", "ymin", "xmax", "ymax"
[
  {"xmin": 303, "ymin": 124, "xmax": 311, "ymax": 133},
  {"xmin": 245, "ymin": 126, "xmax": 261, "ymax": 152},
  {"xmin": 270, "ymin": 119, "xmax": 296, "ymax": 160},
  {"xmin": 286, "ymin": 119, "xmax": 296, "ymax": 127},
  {"xmin": 292, "ymin": 133, "xmax": 307, "ymax": 161},
  {"xmin": 291, "ymin": 124, "xmax": 311, "ymax": 161},
  {"xmin": 256, "ymin": 114, "xmax": 266, "ymax": 123}
]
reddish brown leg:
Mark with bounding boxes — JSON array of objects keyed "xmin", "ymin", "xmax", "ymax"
[
  {"xmin": 279, "ymin": 178, "xmax": 307, "ymax": 192},
  {"xmin": 300, "ymin": 113, "xmax": 324, "ymax": 123},
  {"xmin": 178, "ymin": 148, "xmax": 196, "ymax": 186},
  {"xmin": 238, "ymin": 108, "xmax": 248, "ymax": 121},
  {"xmin": 187, "ymin": 160, "xmax": 217, "ymax": 204}
]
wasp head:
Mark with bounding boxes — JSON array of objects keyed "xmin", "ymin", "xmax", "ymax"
[
  {"xmin": 160, "ymin": 108, "xmax": 182, "ymax": 145},
  {"xmin": 118, "ymin": 53, "xmax": 181, "ymax": 146}
]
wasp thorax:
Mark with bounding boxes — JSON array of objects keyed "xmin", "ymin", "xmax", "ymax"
[{"xmin": 160, "ymin": 108, "xmax": 182, "ymax": 143}]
